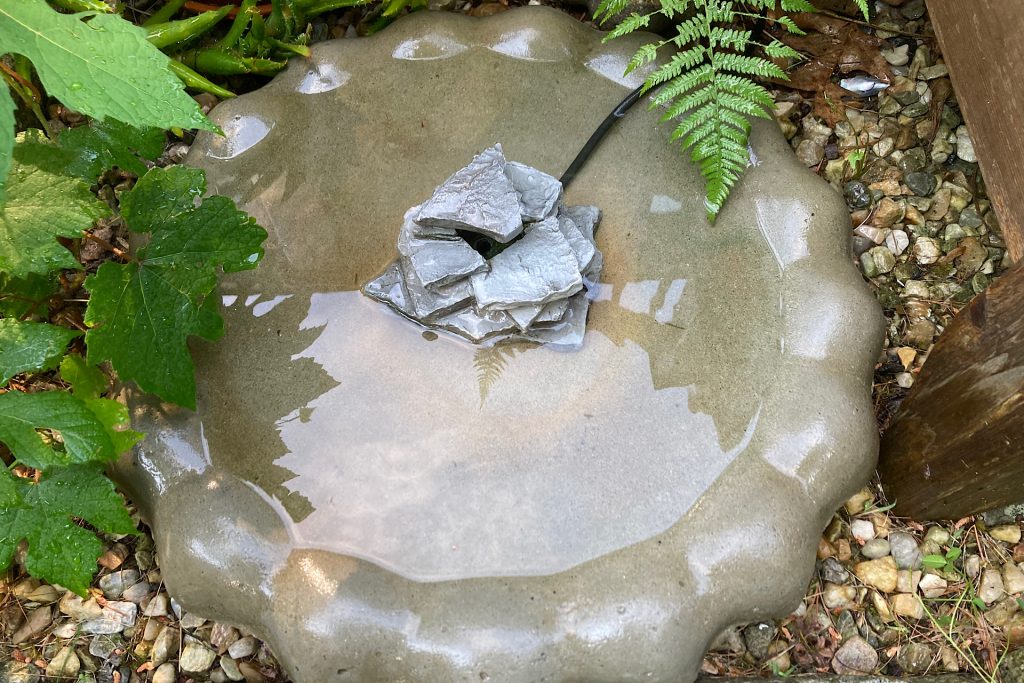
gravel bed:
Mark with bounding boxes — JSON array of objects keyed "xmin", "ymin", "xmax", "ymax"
[{"xmin": 2, "ymin": 1, "xmax": 1021, "ymax": 682}]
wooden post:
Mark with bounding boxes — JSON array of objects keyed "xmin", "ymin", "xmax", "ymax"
[
  {"xmin": 878, "ymin": 265, "xmax": 1024, "ymax": 519},
  {"xmin": 926, "ymin": 0, "xmax": 1024, "ymax": 263},
  {"xmin": 877, "ymin": 2, "xmax": 1024, "ymax": 519}
]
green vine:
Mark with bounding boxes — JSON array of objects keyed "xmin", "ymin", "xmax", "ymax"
[{"xmin": 596, "ymin": 0, "xmax": 869, "ymax": 220}]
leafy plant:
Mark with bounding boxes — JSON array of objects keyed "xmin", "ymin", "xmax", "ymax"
[
  {"xmin": 596, "ymin": 0, "xmax": 870, "ymax": 220},
  {"xmin": 922, "ymin": 544, "xmax": 962, "ymax": 573},
  {"xmin": 0, "ymin": 3, "xmax": 268, "ymax": 593},
  {"xmin": 0, "ymin": 0, "xmax": 215, "ymax": 191}
]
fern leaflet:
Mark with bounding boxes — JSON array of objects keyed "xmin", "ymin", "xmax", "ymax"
[{"xmin": 598, "ymin": 0, "xmax": 869, "ymax": 220}]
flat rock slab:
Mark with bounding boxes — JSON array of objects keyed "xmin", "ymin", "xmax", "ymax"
[{"xmin": 117, "ymin": 7, "xmax": 883, "ymax": 683}]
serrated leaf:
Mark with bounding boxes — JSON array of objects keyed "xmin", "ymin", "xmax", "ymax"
[
  {"xmin": 0, "ymin": 390, "xmax": 118, "ymax": 470},
  {"xmin": 60, "ymin": 354, "xmax": 143, "ymax": 454},
  {"xmin": 0, "ymin": 0, "xmax": 216, "ymax": 134},
  {"xmin": 0, "ymin": 85, "xmax": 14, "ymax": 197},
  {"xmin": 0, "ymin": 464, "xmax": 136, "ymax": 595},
  {"xmin": 0, "ymin": 157, "xmax": 109, "ymax": 278},
  {"xmin": 0, "ymin": 272, "xmax": 58, "ymax": 319},
  {"xmin": 0, "ymin": 318, "xmax": 80, "ymax": 386},
  {"xmin": 59, "ymin": 119, "xmax": 165, "ymax": 180},
  {"xmin": 84, "ymin": 166, "xmax": 267, "ymax": 408}
]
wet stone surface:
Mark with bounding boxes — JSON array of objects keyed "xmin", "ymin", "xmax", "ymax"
[{"xmin": 114, "ymin": 7, "xmax": 882, "ymax": 683}]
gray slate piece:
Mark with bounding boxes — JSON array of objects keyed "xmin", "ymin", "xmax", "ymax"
[
  {"xmin": 505, "ymin": 160, "xmax": 562, "ymax": 221},
  {"xmin": 471, "ymin": 216, "xmax": 583, "ymax": 310},
  {"xmin": 435, "ymin": 307, "xmax": 519, "ymax": 342},
  {"xmin": 557, "ymin": 211, "xmax": 597, "ymax": 270},
  {"xmin": 362, "ymin": 260, "xmax": 415, "ymax": 318},
  {"xmin": 521, "ymin": 291, "xmax": 590, "ymax": 350},
  {"xmin": 415, "ymin": 145, "xmax": 524, "ymax": 243},
  {"xmin": 397, "ymin": 207, "xmax": 487, "ymax": 287},
  {"xmin": 403, "ymin": 263, "xmax": 475, "ymax": 322}
]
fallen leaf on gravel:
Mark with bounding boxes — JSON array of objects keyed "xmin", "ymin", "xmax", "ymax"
[{"xmin": 770, "ymin": 18, "xmax": 892, "ymax": 126}]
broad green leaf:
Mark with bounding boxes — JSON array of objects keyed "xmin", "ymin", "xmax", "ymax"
[
  {"xmin": 921, "ymin": 554, "xmax": 947, "ymax": 570},
  {"xmin": 0, "ymin": 390, "xmax": 118, "ymax": 470},
  {"xmin": 60, "ymin": 354, "xmax": 144, "ymax": 454},
  {"xmin": 0, "ymin": 272, "xmax": 58, "ymax": 319},
  {"xmin": 0, "ymin": 464, "xmax": 136, "ymax": 595},
  {"xmin": 944, "ymin": 546, "xmax": 962, "ymax": 561},
  {"xmin": 59, "ymin": 119, "xmax": 165, "ymax": 180},
  {"xmin": 0, "ymin": 85, "xmax": 14, "ymax": 200},
  {"xmin": 0, "ymin": 1, "xmax": 216, "ymax": 135},
  {"xmin": 60, "ymin": 353, "xmax": 107, "ymax": 397},
  {"xmin": 0, "ymin": 469, "xmax": 20, "ymax": 507},
  {"xmin": 0, "ymin": 157, "xmax": 109, "ymax": 278},
  {"xmin": 0, "ymin": 318, "xmax": 80, "ymax": 386},
  {"xmin": 972, "ymin": 596, "xmax": 987, "ymax": 611},
  {"xmin": 85, "ymin": 166, "xmax": 267, "ymax": 408}
]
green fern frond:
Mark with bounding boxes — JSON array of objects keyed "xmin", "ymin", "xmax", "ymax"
[
  {"xmin": 851, "ymin": 0, "xmax": 870, "ymax": 20},
  {"xmin": 603, "ymin": 12, "xmax": 653, "ymax": 40},
  {"xmin": 593, "ymin": 0, "xmax": 631, "ymax": 25},
  {"xmin": 600, "ymin": 0, "xmax": 822, "ymax": 221}
]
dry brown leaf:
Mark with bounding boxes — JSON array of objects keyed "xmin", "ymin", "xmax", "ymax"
[{"xmin": 772, "ymin": 20, "xmax": 893, "ymax": 126}]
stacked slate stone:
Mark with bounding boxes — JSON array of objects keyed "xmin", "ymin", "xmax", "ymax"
[{"xmin": 363, "ymin": 145, "xmax": 602, "ymax": 349}]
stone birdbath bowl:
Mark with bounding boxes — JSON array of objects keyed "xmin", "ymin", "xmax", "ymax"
[{"xmin": 117, "ymin": 7, "xmax": 884, "ymax": 682}]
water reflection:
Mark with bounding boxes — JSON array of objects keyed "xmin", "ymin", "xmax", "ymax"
[{"xmin": 179, "ymin": 39, "xmax": 788, "ymax": 581}]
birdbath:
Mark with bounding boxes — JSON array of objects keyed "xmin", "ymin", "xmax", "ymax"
[{"xmin": 116, "ymin": 7, "xmax": 884, "ymax": 682}]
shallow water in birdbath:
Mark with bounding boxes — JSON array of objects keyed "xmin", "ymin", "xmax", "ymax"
[{"xmin": 118, "ymin": 8, "xmax": 884, "ymax": 682}]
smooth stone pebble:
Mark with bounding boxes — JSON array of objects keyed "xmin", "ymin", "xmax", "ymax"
[
  {"xmin": 211, "ymin": 622, "xmax": 241, "ymax": 651},
  {"xmin": 180, "ymin": 612, "xmax": 207, "ymax": 630},
  {"xmin": 904, "ymin": 171, "xmax": 936, "ymax": 196},
  {"xmin": 51, "ymin": 621, "xmax": 79, "ymax": 638},
  {"xmin": 12, "ymin": 606, "xmax": 52, "ymax": 643},
  {"xmin": 854, "ymin": 556, "xmax": 898, "ymax": 593},
  {"xmin": 152, "ymin": 663, "xmax": 177, "ymax": 683},
  {"xmin": 1003, "ymin": 564, "xmax": 1024, "ymax": 594},
  {"xmin": 821, "ymin": 557, "xmax": 850, "ymax": 584},
  {"xmin": 151, "ymin": 625, "xmax": 179, "ymax": 667},
  {"xmin": 59, "ymin": 593, "xmax": 103, "ymax": 621},
  {"xmin": 897, "ymin": 569, "xmax": 921, "ymax": 593},
  {"xmin": 80, "ymin": 601, "xmax": 137, "ymax": 634},
  {"xmin": 979, "ymin": 569, "xmax": 1005, "ymax": 604},
  {"xmin": 822, "ymin": 583, "xmax": 858, "ymax": 610},
  {"xmin": 796, "ymin": 139, "xmax": 824, "ymax": 167},
  {"xmin": 832, "ymin": 635, "xmax": 878, "ymax": 674},
  {"xmin": 924, "ymin": 526, "xmax": 951, "ymax": 545},
  {"xmin": 144, "ymin": 593, "xmax": 169, "ymax": 617},
  {"xmin": 741, "ymin": 622, "xmax": 776, "ymax": 660},
  {"xmin": 121, "ymin": 581, "xmax": 153, "ymax": 604},
  {"xmin": 851, "ymin": 519, "xmax": 876, "ymax": 542},
  {"xmin": 895, "ymin": 372, "xmax": 914, "ymax": 389},
  {"xmin": 965, "ymin": 554, "xmax": 982, "ymax": 578},
  {"xmin": 220, "ymin": 656, "xmax": 246, "ymax": 682},
  {"xmin": 228, "ymin": 635, "xmax": 258, "ymax": 660},
  {"xmin": 98, "ymin": 570, "xmax": 140, "ymax": 599},
  {"xmin": 885, "ymin": 230, "xmax": 910, "ymax": 256},
  {"xmin": 891, "ymin": 593, "xmax": 924, "ymax": 619},
  {"xmin": 861, "ymin": 538, "xmax": 891, "ymax": 559},
  {"xmin": 180, "ymin": 641, "xmax": 217, "ymax": 673},
  {"xmin": 45, "ymin": 646, "xmax": 80, "ymax": 679},
  {"xmin": 991, "ymin": 525, "xmax": 1023, "ymax": 544},
  {"xmin": 844, "ymin": 181, "xmax": 872, "ymax": 209},
  {"xmin": 881, "ymin": 44, "xmax": 909, "ymax": 66},
  {"xmin": 89, "ymin": 634, "xmax": 124, "ymax": 663},
  {"xmin": 898, "ymin": 642, "xmax": 935, "ymax": 674},
  {"xmin": 918, "ymin": 573, "xmax": 948, "ymax": 598},
  {"xmin": 6, "ymin": 662, "xmax": 41, "ymax": 683},
  {"xmin": 912, "ymin": 237, "xmax": 942, "ymax": 265},
  {"xmin": 955, "ymin": 125, "xmax": 977, "ymax": 162},
  {"xmin": 959, "ymin": 205, "xmax": 983, "ymax": 228}
]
